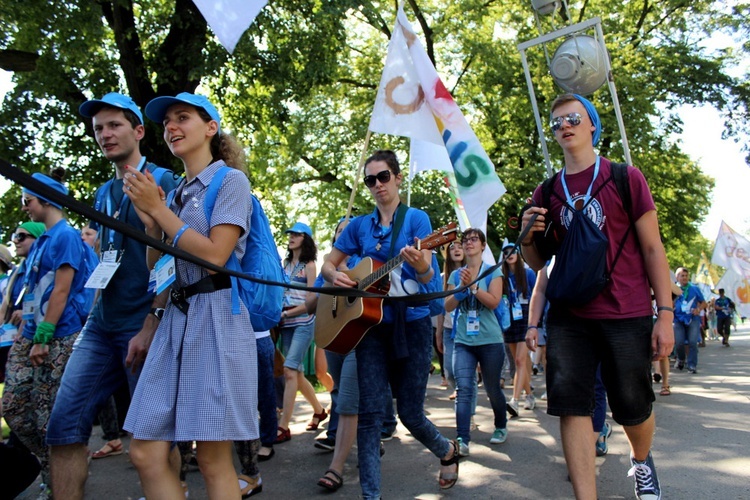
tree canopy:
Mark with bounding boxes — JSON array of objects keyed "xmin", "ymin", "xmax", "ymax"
[{"xmin": 1, "ymin": 0, "xmax": 748, "ymax": 270}]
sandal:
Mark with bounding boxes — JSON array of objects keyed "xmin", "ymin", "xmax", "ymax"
[
  {"xmin": 306, "ymin": 408, "xmax": 328, "ymax": 431},
  {"xmin": 238, "ymin": 474, "xmax": 263, "ymax": 498},
  {"xmin": 317, "ymin": 469, "xmax": 343, "ymax": 492},
  {"xmin": 91, "ymin": 440, "xmax": 124, "ymax": 459},
  {"xmin": 275, "ymin": 426, "xmax": 291, "ymax": 443},
  {"xmin": 258, "ymin": 446, "xmax": 275, "ymax": 461},
  {"xmin": 660, "ymin": 386, "xmax": 671, "ymax": 396},
  {"xmin": 438, "ymin": 439, "xmax": 460, "ymax": 490}
]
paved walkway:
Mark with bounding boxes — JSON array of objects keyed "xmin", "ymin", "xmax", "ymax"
[{"xmin": 19, "ymin": 324, "xmax": 750, "ymax": 498}]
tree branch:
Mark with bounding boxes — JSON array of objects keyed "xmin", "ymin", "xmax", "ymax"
[
  {"xmin": 0, "ymin": 50, "xmax": 39, "ymax": 72},
  {"xmin": 407, "ymin": 0, "xmax": 436, "ymax": 66}
]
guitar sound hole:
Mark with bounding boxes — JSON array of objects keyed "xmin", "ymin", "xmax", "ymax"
[{"xmin": 346, "ymin": 296, "xmax": 356, "ymax": 305}]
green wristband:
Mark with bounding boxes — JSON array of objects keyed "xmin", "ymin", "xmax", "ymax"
[{"xmin": 33, "ymin": 321, "xmax": 56, "ymax": 345}]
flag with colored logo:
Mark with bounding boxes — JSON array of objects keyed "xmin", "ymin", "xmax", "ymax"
[
  {"xmin": 368, "ymin": 5, "xmax": 506, "ymax": 243},
  {"xmin": 711, "ymin": 221, "xmax": 750, "ymax": 317},
  {"xmin": 193, "ymin": 0, "xmax": 268, "ymax": 54}
]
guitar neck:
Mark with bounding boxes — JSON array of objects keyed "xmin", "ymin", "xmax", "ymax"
[{"xmin": 359, "ymin": 255, "xmax": 405, "ymax": 290}]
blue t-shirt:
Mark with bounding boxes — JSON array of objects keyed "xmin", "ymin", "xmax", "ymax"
[
  {"xmin": 22, "ymin": 220, "xmax": 90, "ymax": 339},
  {"xmin": 334, "ymin": 206, "xmax": 437, "ymax": 323},
  {"xmin": 714, "ymin": 296, "xmax": 732, "ymax": 319},
  {"xmin": 89, "ymin": 161, "xmax": 181, "ymax": 333},
  {"xmin": 449, "ymin": 265, "xmax": 504, "ymax": 346},
  {"xmin": 507, "ymin": 267, "xmax": 537, "ymax": 305},
  {"xmin": 674, "ymin": 283, "xmax": 705, "ymax": 325}
]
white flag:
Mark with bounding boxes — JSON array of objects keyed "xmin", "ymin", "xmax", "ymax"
[
  {"xmin": 368, "ymin": 6, "xmax": 506, "ymax": 246},
  {"xmin": 712, "ymin": 221, "xmax": 750, "ymax": 317},
  {"xmin": 193, "ymin": 0, "xmax": 268, "ymax": 54}
]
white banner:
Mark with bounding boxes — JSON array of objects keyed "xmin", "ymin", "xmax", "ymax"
[{"xmin": 193, "ymin": 0, "xmax": 268, "ymax": 54}]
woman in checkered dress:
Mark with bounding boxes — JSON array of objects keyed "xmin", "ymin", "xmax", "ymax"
[{"xmin": 123, "ymin": 93, "xmax": 257, "ymax": 499}]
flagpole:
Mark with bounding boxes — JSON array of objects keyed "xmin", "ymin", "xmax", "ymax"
[{"xmin": 345, "ymin": 130, "xmax": 372, "ymax": 221}]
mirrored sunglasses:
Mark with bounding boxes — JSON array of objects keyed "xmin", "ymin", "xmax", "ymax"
[{"xmin": 550, "ymin": 112, "xmax": 582, "ymax": 133}]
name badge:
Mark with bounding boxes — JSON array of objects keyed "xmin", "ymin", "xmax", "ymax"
[
  {"xmin": 0, "ymin": 324, "xmax": 17, "ymax": 348},
  {"xmin": 155, "ymin": 255, "xmax": 176, "ymax": 295},
  {"xmin": 85, "ymin": 262, "xmax": 120, "ymax": 289},
  {"xmin": 101, "ymin": 250, "xmax": 118, "ymax": 263},
  {"xmin": 681, "ymin": 299, "xmax": 691, "ymax": 314},
  {"xmin": 512, "ymin": 301, "xmax": 523, "ymax": 321},
  {"xmin": 466, "ymin": 309, "xmax": 480, "ymax": 336},
  {"xmin": 147, "ymin": 269, "xmax": 157, "ymax": 294},
  {"xmin": 22, "ymin": 293, "xmax": 36, "ymax": 321}
]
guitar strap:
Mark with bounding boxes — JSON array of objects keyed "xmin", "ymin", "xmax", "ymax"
[
  {"xmin": 388, "ymin": 203, "xmax": 409, "ymax": 260},
  {"xmin": 387, "ymin": 203, "xmax": 410, "ymax": 360}
]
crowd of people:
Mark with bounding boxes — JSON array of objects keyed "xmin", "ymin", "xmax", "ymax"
[{"xmin": 0, "ymin": 90, "xmax": 740, "ymax": 500}]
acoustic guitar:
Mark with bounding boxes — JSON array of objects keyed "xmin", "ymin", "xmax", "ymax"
[{"xmin": 315, "ymin": 222, "xmax": 457, "ymax": 354}]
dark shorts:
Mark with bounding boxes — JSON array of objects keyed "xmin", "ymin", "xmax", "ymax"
[
  {"xmin": 502, "ymin": 303, "xmax": 529, "ymax": 344},
  {"xmin": 545, "ymin": 308, "xmax": 655, "ymax": 426}
]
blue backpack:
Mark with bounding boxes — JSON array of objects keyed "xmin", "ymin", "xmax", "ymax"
[{"xmin": 204, "ymin": 166, "xmax": 287, "ymax": 331}]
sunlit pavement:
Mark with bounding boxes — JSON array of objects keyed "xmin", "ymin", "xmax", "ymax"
[{"xmin": 18, "ymin": 323, "xmax": 750, "ymax": 498}]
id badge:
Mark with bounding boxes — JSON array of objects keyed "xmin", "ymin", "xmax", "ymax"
[
  {"xmin": 155, "ymin": 255, "xmax": 176, "ymax": 295},
  {"xmin": 0, "ymin": 324, "xmax": 17, "ymax": 348},
  {"xmin": 147, "ymin": 269, "xmax": 157, "ymax": 294},
  {"xmin": 101, "ymin": 250, "xmax": 118, "ymax": 263},
  {"xmin": 681, "ymin": 300, "xmax": 691, "ymax": 314},
  {"xmin": 85, "ymin": 262, "xmax": 120, "ymax": 289},
  {"xmin": 466, "ymin": 309, "xmax": 480, "ymax": 336},
  {"xmin": 512, "ymin": 301, "xmax": 523, "ymax": 321},
  {"xmin": 22, "ymin": 293, "xmax": 36, "ymax": 321}
]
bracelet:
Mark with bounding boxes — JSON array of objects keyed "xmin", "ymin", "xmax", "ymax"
[
  {"xmin": 416, "ymin": 267, "xmax": 432, "ymax": 279},
  {"xmin": 33, "ymin": 321, "xmax": 56, "ymax": 345},
  {"xmin": 656, "ymin": 306, "xmax": 674, "ymax": 313},
  {"xmin": 526, "ymin": 325, "xmax": 538, "ymax": 329},
  {"xmin": 172, "ymin": 224, "xmax": 190, "ymax": 247}
]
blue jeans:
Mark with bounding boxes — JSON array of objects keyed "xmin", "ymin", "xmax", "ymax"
[
  {"xmin": 356, "ymin": 317, "xmax": 450, "ymax": 500},
  {"xmin": 454, "ymin": 342, "xmax": 507, "ymax": 443},
  {"xmin": 325, "ymin": 350, "xmax": 358, "ymax": 441},
  {"xmin": 47, "ymin": 319, "xmax": 140, "ymax": 445},
  {"xmin": 673, "ymin": 317, "xmax": 701, "ymax": 369},
  {"xmin": 442, "ymin": 328, "xmax": 455, "ymax": 390},
  {"xmin": 256, "ymin": 336, "xmax": 278, "ymax": 447}
]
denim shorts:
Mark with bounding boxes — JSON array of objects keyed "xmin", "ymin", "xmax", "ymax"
[
  {"xmin": 281, "ymin": 322, "xmax": 314, "ymax": 372},
  {"xmin": 545, "ymin": 308, "xmax": 654, "ymax": 426}
]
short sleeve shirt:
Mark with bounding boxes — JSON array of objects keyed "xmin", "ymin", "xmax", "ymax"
[
  {"xmin": 449, "ymin": 265, "xmax": 504, "ymax": 346},
  {"xmin": 674, "ymin": 283, "xmax": 705, "ymax": 325},
  {"xmin": 532, "ymin": 157, "xmax": 656, "ymax": 319}
]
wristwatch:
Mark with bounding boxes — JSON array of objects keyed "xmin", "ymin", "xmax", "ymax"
[{"xmin": 150, "ymin": 307, "xmax": 165, "ymax": 321}]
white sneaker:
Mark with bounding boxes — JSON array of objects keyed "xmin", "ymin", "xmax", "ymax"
[
  {"xmin": 457, "ymin": 437, "xmax": 470, "ymax": 457},
  {"xmin": 524, "ymin": 394, "xmax": 536, "ymax": 410},
  {"xmin": 540, "ymin": 392, "xmax": 548, "ymax": 400},
  {"xmin": 507, "ymin": 398, "xmax": 519, "ymax": 417}
]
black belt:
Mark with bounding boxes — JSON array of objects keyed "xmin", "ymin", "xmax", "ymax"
[{"xmin": 170, "ymin": 273, "xmax": 232, "ymax": 314}]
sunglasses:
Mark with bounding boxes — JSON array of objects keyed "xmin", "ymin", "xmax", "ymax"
[
  {"xmin": 12, "ymin": 232, "xmax": 34, "ymax": 243},
  {"xmin": 363, "ymin": 170, "xmax": 392, "ymax": 188},
  {"xmin": 462, "ymin": 236, "xmax": 481, "ymax": 245},
  {"xmin": 21, "ymin": 196, "xmax": 36, "ymax": 207},
  {"xmin": 550, "ymin": 112, "xmax": 582, "ymax": 133}
]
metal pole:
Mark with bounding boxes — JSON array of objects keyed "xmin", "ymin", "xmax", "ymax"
[{"xmin": 519, "ymin": 47, "xmax": 554, "ymax": 177}]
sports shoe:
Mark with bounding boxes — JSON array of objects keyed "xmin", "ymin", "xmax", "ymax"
[
  {"xmin": 507, "ymin": 398, "xmax": 519, "ymax": 417},
  {"xmin": 687, "ymin": 366, "xmax": 697, "ymax": 374},
  {"xmin": 540, "ymin": 391, "xmax": 547, "ymax": 400},
  {"xmin": 628, "ymin": 452, "xmax": 662, "ymax": 500},
  {"xmin": 489, "ymin": 428, "xmax": 508, "ymax": 444},
  {"xmin": 596, "ymin": 422, "xmax": 612, "ymax": 456},
  {"xmin": 380, "ymin": 427, "xmax": 397, "ymax": 441},
  {"xmin": 524, "ymin": 394, "xmax": 536, "ymax": 410},
  {"xmin": 674, "ymin": 360, "xmax": 684, "ymax": 371},
  {"xmin": 532, "ymin": 364, "xmax": 539, "ymax": 375},
  {"xmin": 457, "ymin": 437, "xmax": 470, "ymax": 457},
  {"xmin": 314, "ymin": 436, "xmax": 336, "ymax": 451}
]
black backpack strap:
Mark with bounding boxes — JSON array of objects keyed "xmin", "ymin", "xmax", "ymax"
[
  {"xmin": 541, "ymin": 171, "xmax": 560, "ymax": 210},
  {"xmin": 605, "ymin": 162, "xmax": 633, "ymax": 279}
]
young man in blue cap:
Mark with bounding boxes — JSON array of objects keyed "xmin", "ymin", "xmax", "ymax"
[
  {"xmin": 47, "ymin": 92, "xmax": 181, "ymax": 499},
  {"xmin": 521, "ymin": 94, "xmax": 674, "ymax": 500}
]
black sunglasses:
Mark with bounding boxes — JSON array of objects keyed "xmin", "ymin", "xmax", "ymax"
[
  {"xmin": 363, "ymin": 170, "xmax": 392, "ymax": 188},
  {"xmin": 550, "ymin": 112, "xmax": 582, "ymax": 133},
  {"xmin": 13, "ymin": 232, "xmax": 35, "ymax": 243}
]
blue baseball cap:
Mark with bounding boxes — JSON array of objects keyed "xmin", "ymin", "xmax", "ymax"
[
  {"xmin": 285, "ymin": 222, "xmax": 313, "ymax": 237},
  {"xmin": 23, "ymin": 173, "xmax": 69, "ymax": 210},
  {"xmin": 79, "ymin": 92, "xmax": 144, "ymax": 125},
  {"xmin": 145, "ymin": 92, "xmax": 221, "ymax": 132}
]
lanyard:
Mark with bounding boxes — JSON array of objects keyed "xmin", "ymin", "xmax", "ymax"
[
  {"xmin": 23, "ymin": 234, "xmax": 51, "ymax": 289},
  {"xmin": 102, "ymin": 157, "xmax": 147, "ymax": 250},
  {"xmin": 468, "ymin": 263, "xmax": 486, "ymax": 311},
  {"xmin": 560, "ymin": 156, "xmax": 600, "ymax": 208}
]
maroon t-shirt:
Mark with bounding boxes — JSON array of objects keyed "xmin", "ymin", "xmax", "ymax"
[{"xmin": 532, "ymin": 157, "xmax": 656, "ymax": 319}]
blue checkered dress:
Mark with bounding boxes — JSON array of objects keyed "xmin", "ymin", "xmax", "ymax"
[{"xmin": 124, "ymin": 162, "xmax": 258, "ymax": 442}]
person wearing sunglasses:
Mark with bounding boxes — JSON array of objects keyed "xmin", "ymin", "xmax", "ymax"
[
  {"xmin": 520, "ymin": 94, "xmax": 673, "ymax": 500},
  {"xmin": 2, "ymin": 169, "xmax": 96, "ymax": 497},
  {"xmin": 322, "ymin": 149, "xmax": 459, "ymax": 497},
  {"xmin": 1, "ymin": 222, "xmax": 46, "ymax": 383}
]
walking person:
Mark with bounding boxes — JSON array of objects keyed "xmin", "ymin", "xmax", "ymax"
[
  {"xmin": 322, "ymin": 149, "xmax": 459, "ymax": 498},
  {"xmin": 275, "ymin": 222, "xmax": 328, "ymax": 443},
  {"xmin": 2, "ymin": 169, "xmax": 95, "ymax": 497},
  {"xmin": 123, "ymin": 92, "xmax": 258, "ymax": 499},
  {"xmin": 436, "ymin": 241, "xmax": 466, "ymax": 400},
  {"xmin": 714, "ymin": 288, "xmax": 734, "ymax": 347},
  {"xmin": 444, "ymin": 228, "xmax": 508, "ymax": 456},
  {"xmin": 47, "ymin": 92, "xmax": 181, "ymax": 500},
  {"xmin": 521, "ymin": 93, "xmax": 674, "ymax": 500},
  {"xmin": 673, "ymin": 267, "xmax": 706, "ymax": 373}
]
